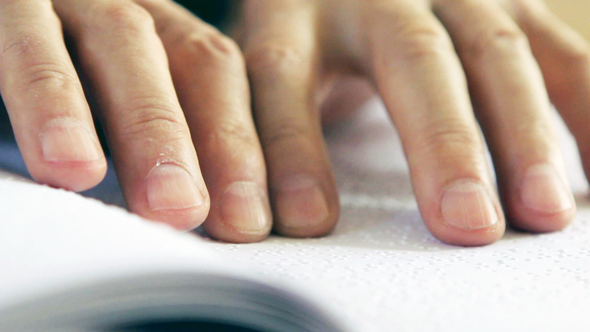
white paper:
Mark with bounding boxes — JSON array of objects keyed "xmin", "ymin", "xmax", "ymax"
[{"xmin": 0, "ymin": 174, "xmax": 345, "ymax": 332}]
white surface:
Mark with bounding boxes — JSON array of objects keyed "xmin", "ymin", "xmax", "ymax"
[
  {"xmin": 0, "ymin": 177, "xmax": 345, "ymax": 332},
  {"xmin": 1, "ymin": 98, "xmax": 590, "ymax": 331},
  {"xmin": 0, "ymin": 174, "xmax": 220, "ymax": 307}
]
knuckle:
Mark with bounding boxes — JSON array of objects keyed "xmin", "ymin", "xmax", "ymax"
[
  {"xmin": 2, "ymin": 30, "xmax": 50, "ymax": 60},
  {"xmin": 205, "ymin": 121, "xmax": 260, "ymax": 151},
  {"xmin": 178, "ymin": 32, "xmax": 244, "ymax": 68},
  {"xmin": 464, "ymin": 27, "xmax": 529, "ymax": 59},
  {"xmin": 116, "ymin": 98, "xmax": 188, "ymax": 139},
  {"xmin": 94, "ymin": 2, "xmax": 155, "ymax": 33},
  {"xmin": 124, "ymin": 114, "xmax": 187, "ymax": 142},
  {"xmin": 511, "ymin": 118, "xmax": 558, "ymax": 149},
  {"xmin": 0, "ymin": 32, "xmax": 78, "ymax": 92},
  {"xmin": 414, "ymin": 122, "xmax": 482, "ymax": 158},
  {"xmin": 261, "ymin": 121, "xmax": 313, "ymax": 149},
  {"xmin": 392, "ymin": 23, "xmax": 453, "ymax": 63},
  {"xmin": 2, "ymin": 37, "xmax": 34, "ymax": 59},
  {"xmin": 245, "ymin": 44, "xmax": 310, "ymax": 79},
  {"xmin": 19, "ymin": 63, "xmax": 77, "ymax": 91}
]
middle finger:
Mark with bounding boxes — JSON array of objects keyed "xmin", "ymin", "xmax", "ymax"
[
  {"xmin": 433, "ymin": 0, "xmax": 576, "ymax": 232},
  {"xmin": 353, "ymin": 0, "xmax": 505, "ymax": 245},
  {"xmin": 55, "ymin": 0, "xmax": 210, "ymax": 229},
  {"xmin": 137, "ymin": 0, "xmax": 273, "ymax": 243}
]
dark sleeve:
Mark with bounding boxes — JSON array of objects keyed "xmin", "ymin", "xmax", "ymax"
[{"xmin": 173, "ymin": 0, "xmax": 233, "ymax": 28}]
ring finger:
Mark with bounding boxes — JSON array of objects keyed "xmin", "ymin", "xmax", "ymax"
[
  {"xmin": 356, "ymin": 0, "xmax": 505, "ymax": 245},
  {"xmin": 242, "ymin": 0, "xmax": 340, "ymax": 237},
  {"xmin": 434, "ymin": 0, "xmax": 576, "ymax": 232},
  {"xmin": 137, "ymin": 0, "xmax": 273, "ymax": 243}
]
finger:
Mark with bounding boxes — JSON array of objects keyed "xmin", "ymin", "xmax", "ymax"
[
  {"xmin": 320, "ymin": 77, "xmax": 375, "ymax": 127},
  {"xmin": 505, "ymin": 2, "xmax": 590, "ymax": 185},
  {"xmin": 0, "ymin": 0, "xmax": 106, "ymax": 191},
  {"xmin": 54, "ymin": 0, "xmax": 209, "ymax": 230},
  {"xmin": 359, "ymin": 1, "xmax": 505, "ymax": 246},
  {"xmin": 242, "ymin": 1, "xmax": 339, "ymax": 237},
  {"xmin": 433, "ymin": 0, "xmax": 575, "ymax": 233},
  {"xmin": 137, "ymin": 0, "xmax": 272, "ymax": 243}
]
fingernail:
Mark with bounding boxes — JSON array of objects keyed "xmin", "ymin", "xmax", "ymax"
[
  {"xmin": 219, "ymin": 181, "xmax": 271, "ymax": 233},
  {"xmin": 41, "ymin": 118, "xmax": 102, "ymax": 162},
  {"xmin": 275, "ymin": 175, "xmax": 330, "ymax": 229},
  {"xmin": 520, "ymin": 164, "xmax": 573, "ymax": 213},
  {"xmin": 441, "ymin": 180, "xmax": 498, "ymax": 230},
  {"xmin": 147, "ymin": 164, "xmax": 204, "ymax": 211}
]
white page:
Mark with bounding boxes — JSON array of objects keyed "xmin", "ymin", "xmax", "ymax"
[
  {"xmin": 0, "ymin": 172, "xmax": 346, "ymax": 332},
  {"xmin": 2, "ymin": 98, "xmax": 590, "ymax": 331},
  {"xmin": 201, "ymin": 99, "xmax": 590, "ymax": 332},
  {"xmin": 0, "ymin": 173, "xmax": 222, "ymax": 307}
]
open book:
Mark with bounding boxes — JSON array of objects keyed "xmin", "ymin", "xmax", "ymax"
[{"xmin": 2, "ymin": 98, "xmax": 590, "ymax": 332}]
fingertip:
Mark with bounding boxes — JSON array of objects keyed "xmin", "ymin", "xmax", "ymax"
[
  {"xmin": 129, "ymin": 163, "xmax": 211, "ymax": 231},
  {"xmin": 273, "ymin": 216, "xmax": 338, "ymax": 238},
  {"xmin": 147, "ymin": 204, "xmax": 211, "ymax": 232},
  {"xmin": 272, "ymin": 175, "xmax": 340, "ymax": 238},
  {"xmin": 506, "ymin": 163, "xmax": 576, "ymax": 233},
  {"xmin": 509, "ymin": 207, "xmax": 576, "ymax": 234},
  {"xmin": 131, "ymin": 195, "xmax": 211, "ymax": 232},
  {"xmin": 22, "ymin": 116, "xmax": 108, "ymax": 191},
  {"xmin": 202, "ymin": 181, "xmax": 273, "ymax": 244},
  {"xmin": 31, "ymin": 158, "xmax": 108, "ymax": 192},
  {"xmin": 425, "ymin": 212, "xmax": 506, "ymax": 247},
  {"xmin": 421, "ymin": 179, "xmax": 506, "ymax": 247},
  {"xmin": 428, "ymin": 223, "xmax": 506, "ymax": 247},
  {"xmin": 202, "ymin": 221, "xmax": 271, "ymax": 244},
  {"xmin": 506, "ymin": 192, "xmax": 576, "ymax": 234}
]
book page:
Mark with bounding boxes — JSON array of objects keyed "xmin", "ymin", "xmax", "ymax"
[
  {"xmin": 0, "ymin": 171, "xmax": 219, "ymax": 307},
  {"xmin": 0, "ymin": 171, "xmax": 346, "ymax": 332}
]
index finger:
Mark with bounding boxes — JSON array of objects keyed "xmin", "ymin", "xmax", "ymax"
[{"xmin": 0, "ymin": 0, "xmax": 107, "ymax": 191}]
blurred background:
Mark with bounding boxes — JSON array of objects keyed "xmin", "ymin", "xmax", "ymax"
[
  {"xmin": 545, "ymin": 0, "xmax": 590, "ymax": 40},
  {"xmin": 546, "ymin": 0, "xmax": 590, "ymax": 40},
  {"xmin": 175, "ymin": 0, "xmax": 234, "ymax": 29},
  {"xmin": 175, "ymin": 0, "xmax": 590, "ymax": 41}
]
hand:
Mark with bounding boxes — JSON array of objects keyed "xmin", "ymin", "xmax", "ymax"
[
  {"xmin": 2, "ymin": 0, "xmax": 587, "ymax": 247},
  {"xmin": 234, "ymin": 0, "xmax": 590, "ymax": 246},
  {"xmin": 0, "ymin": 0, "xmax": 272, "ymax": 241}
]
